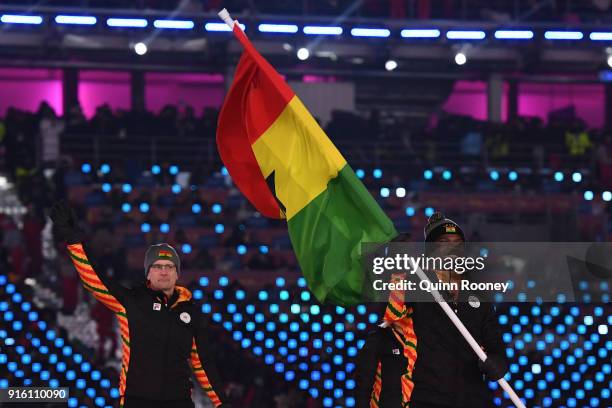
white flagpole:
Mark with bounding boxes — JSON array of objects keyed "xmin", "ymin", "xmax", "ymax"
[
  {"xmin": 411, "ymin": 263, "xmax": 527, "ymax": 408},
  {"xmin": 218, "ymin": 8, "xmax": 236, "ymax": 29},
  {"xmin": 217, "ymin": 8, "xmax": 525, "ymax": 408}
]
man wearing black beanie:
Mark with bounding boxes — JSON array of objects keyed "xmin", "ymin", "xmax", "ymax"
[
  {"xmin": 50, "ymin": 200, "xmax": 230, "ymax": 408},
  {"xmin": 356, "ymin": 211, "xmax": 507, "ymax": 408}
]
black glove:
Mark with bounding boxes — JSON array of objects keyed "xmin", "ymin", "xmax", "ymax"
[
  {"xmin": 217, "ymin": 404, "xmax": 232, "ymax": 408},
  {"xmin": 49, "ymin": 200, "xmax": 84, "ymax": 245},
  {"xmin": 478, "ymin": 354, "xmax": 507, "ymax": 381}
]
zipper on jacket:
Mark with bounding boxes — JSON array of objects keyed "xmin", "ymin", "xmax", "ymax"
[{"xmin": 160, "ymin": 300, "xmax": 171, "ymax": 400}]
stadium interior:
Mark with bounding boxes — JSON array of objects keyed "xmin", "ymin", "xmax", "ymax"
[{"xmin": 0, "ymin": 1, "xmax": 611, "ymax": 407}]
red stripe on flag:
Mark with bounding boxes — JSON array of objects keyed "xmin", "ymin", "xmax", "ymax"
[{"xmin": 216, "ymin": 54, "xmax": 283, "ymax": 219}]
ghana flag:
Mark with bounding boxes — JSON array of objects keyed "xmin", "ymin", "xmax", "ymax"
[{"xmin": 216, "ymin": 13, "xmax": 397, "ymax": 306}]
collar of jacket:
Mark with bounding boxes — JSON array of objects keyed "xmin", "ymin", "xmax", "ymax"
[{"xmin": 146, "ymin": 285, "xmax": 193, "ymax": 308}]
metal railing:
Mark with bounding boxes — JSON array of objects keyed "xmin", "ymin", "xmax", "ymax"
[{"xmin": 58, "ymin": 132, "xmax": 596, "ymax": 173}]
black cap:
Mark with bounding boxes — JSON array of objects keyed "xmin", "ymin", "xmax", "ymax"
[
  {"xmin": 144, "ymin": 243, "xmax": 181, "ymax": 277},
  {"xmin": 424, "ymin": 211, "xmax": 465, "ymax": 242}
]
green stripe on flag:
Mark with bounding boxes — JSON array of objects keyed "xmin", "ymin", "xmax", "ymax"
[{"xmin": 288, "ymin": 164, "xmax": 397, "ymax": 306}]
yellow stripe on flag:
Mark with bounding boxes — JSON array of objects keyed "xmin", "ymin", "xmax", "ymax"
[{"xmin": 251, "ymin": 95, "xmax": 347, "ymax": 220}]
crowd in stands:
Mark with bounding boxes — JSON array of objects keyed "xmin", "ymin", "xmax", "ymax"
[
  {"xmin": 2, "ymin": 101, "xmax": 612, "ymax": 194},
  {"xmin": 4, "ymin": 0, "xmax": 612, "ymax": 22},
  {"xmin": 1, "ymin": 98, "xmax": 611, "ymax": 407}
]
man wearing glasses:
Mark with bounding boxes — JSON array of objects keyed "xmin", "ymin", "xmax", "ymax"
[{"xmin": 50, "ymin": 201, "xmax": 230, "ymax": 408}]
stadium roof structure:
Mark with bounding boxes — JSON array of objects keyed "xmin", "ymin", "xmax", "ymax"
[{"xmin": 0, "ymin": 5, "xmax": 611, "ymax": 83}]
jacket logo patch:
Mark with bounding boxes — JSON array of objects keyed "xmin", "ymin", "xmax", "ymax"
[
  {"xmin": 153, "ymin": 303, "xmax": 162, "ymax": 311},
  {"xmin": 392, "ymin": 349, "xmax": 400, "ymax": 355},
  {"xmin": 468, "ymin": 295, "xmax": 480, "ymax": 308},
  {"xmin": 180, "ymin": 312, "xmax": 191, "ymax": 323}
]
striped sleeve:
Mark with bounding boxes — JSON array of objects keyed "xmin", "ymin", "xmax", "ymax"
[
  {"xmin": 190, "ymin": 338, "xmax": 223, "ymax": 407},
  {"xmin": 67, "ymin": 243, "xmax": 126, "ymax": 313}
]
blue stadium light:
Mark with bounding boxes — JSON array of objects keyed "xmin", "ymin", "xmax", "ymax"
[
  {"xmin": 121, "ymin": 203, "xmax": 131, "ymax": 213},
  {"xmin": 12, "ymin": 321, "xmax": 22, "ymax": 331},
  {"xmin": 236, "ymin": 244, "xmax": 247, "ymax": 255},
  {"xmin": 1, "ymin": 14, "xmax": 43, "ymax": 24},
  {"xmin": 159, "ymin": 223, "xmax": 170, "ymax": 234},
  {"xmin": 351, "ymin": 28, "xmax": 390, "ymax": 37},
  {"xmin": 101, "ymin": 183, "xmax": 111, "ymax": 193},
  {"xmin": 192, "ymin": 203, "xmax": 202, "ymax": 214},
  {"xmin": 355, "ymin": 169, "xmax": 365, "ymax": 179},
  {"xmin": 423, "ymin": 169, "xmax": 433, "ymax": 180},
  {"xmin": 446, "ymin": 30, "xmax": 486, "ymax": 40},
  {"xmin": 55, "ymin": 15, "xmax": 96, "ymax": 25},
  {"xmin": 554, "ymin": 171, "xmax": 564, "ymax": 182},
  {"xmin": 258, "ymin": 23, "xmax": 298, "ymax": 33},
  {"xmin": 212, "ymin": 203, "xmax": 222, "ymax": 213},
  {"xmin": 181, "ymin": 243, "xmax": 192, "ymax": 254},
  {"xmin": 508, "ymin": 171, "xmax": 518, "ymax": 181},
  {"xmin": 380, "ymin": 187, "xmax": 390, "ymax": 198},
  {"xmin": 196, "ymin": 277, "xmax": 209, "ymax": 288},
  {"xmin": 81, "ymin": 163, "xmax": 92, "ymax": 173},
  {"xmin": 303, "ymin": 25, "xmax": 342, "ymax": 35},
  {"xmin": 121, "ymin": 183, "xmax": 132, "ymax": 193},
  {"xmin": 214, "ymin": 223, "xmax": 225, "ymax": 233},
  {"xmin": 301, "ymin": 291, "xmax": 310, "ymax": 302},
  {"xmin": 151, "ymin": 164, "xmax": 161, "ymax": 174},
  {"xmin": 279, "ymin": 290, "xmax": 289, "ymax": 301},
  {"xmin": 442, "ymin": 170, "xmax": 452, "ymax": 180},
  {"xmin": 258, "ymin": 291, "xmax": 268, "ymax": 301},
  {"xmin": 424, "ymin": 207, "xmax": 434, "ymax": 217},
  {"xmin": 401, "ymin": 29, "xmax": 440, "ymax": 38},
  {"xmin": 100, "ymin": 164, "xmax": 111, "ymax": 174},
  {"xmin": 405, "ymin": 206, "xmax": 415, "ymax": 216},
  {"xmin": 169, "ymin": 165, "xmax": 179, "ymax": 175},
  {"xmin": 140, "ymin": 223, "xmax": 151, "ymax": 233},
  {"xmin": 12, "ymin": 293, "xmax": 21, "ymax": 303},
  {"xmin": 584, "ymin": 191, "xmax": 594, "ymax": 201},
  {"xmin": 395, "ymin": 187, "xmax": 406, "ymax": 197},
  {"xmin": 275, "ymin": 277, "xmax": 285, "ymax": 287},
  {"xmin": 153, "ymin": 19, "xmax": 194, "ymax": 29},
  {"xmin": 204, "ymin": 22, "xmax": 245, "ymax": 32},
  {"xmin": 489, "ymin": 170, "xmax": 500, "ymax": 180},
  {"xmin": 590, "ymin": 32, "xmax": 612, "ymax": 41},
  {"xmin": 107, "ymin": 18, "xmax": 148, "ymax": 28},
  {"xmin": 602, "ymin": 191, "xmax": 612, "ymax": 201},
  {"xmin": 259, "ymin": 245, "xmax": 269, "ymax": 254},
  {"xmin": 373, "ymin": 168, "xmax": 382, "ymax": 178},
  {"xmin": 545, "ymin": 31, "xmax": 583, "ymax": 40},
  {"xmin": 139, "ymin": 202, "xmax": 150, "ymax": 213},
  {"xmin": 494, "ymin": 30, "xmax": 534, "ymax": 39},
  {"xmin": 4, "ymin": 312, "xmax": 13, "ymax": 322},
  {"xmin": 219, "ymin": 276, "xmax": 229, "ymax": 287},
  {"xmin": 572, "ymin": 172, "xmax": 582, "ymax": 182},
  {"xmin": 172, "ymin": 184, "xmax": 181, "ymax": 194}
]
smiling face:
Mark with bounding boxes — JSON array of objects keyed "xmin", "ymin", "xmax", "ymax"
[{"xmin": 147, "ymin": 260, "xmax": 178, "ymax": 292}]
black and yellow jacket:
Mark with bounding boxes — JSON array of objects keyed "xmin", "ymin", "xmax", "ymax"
[
  {"xmin": 355, "ymin": 293, "xmax": 506, "ymax": 408},
  {"xmin": 67, "ymin": 243, "xmax": 226, "ymax": 407}
]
